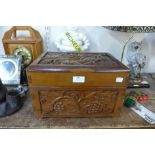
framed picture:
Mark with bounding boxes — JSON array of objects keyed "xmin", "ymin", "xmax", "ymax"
[{"xmin": 0, "ymin": 55, "xmax": 22, "ymax": 85}]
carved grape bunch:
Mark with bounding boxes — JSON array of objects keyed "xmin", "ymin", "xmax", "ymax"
[
  {"xmin": 87, "ymin": 102, "xmax": 102, "ymax": 114},
  {"xmin": 53, "ymin": 102, "xmax": 64, "ymax": 112}
]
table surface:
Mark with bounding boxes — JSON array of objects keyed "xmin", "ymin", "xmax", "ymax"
[{"xmin": 0, "ymin": 74, "xmax": 155, "ymax": 129}]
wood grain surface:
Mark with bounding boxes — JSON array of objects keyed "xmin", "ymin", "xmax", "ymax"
[{"xmin": 0, "ymin": 74, "xmax": 155, "ymax": 128}]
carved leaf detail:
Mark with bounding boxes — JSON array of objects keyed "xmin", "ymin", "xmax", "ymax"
[{"xmin": 39, "ymin": 52, "xmax": 119, "ymax": 67}]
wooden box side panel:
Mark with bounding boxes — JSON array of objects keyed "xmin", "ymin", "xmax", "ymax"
[
  {"xmin": 30, "ymin": 87, "xmax": 126, "ymax": 118},
  {"xmin": 36, "ymin": 42, "xmax": 43, "ymax": 56},
  {"xmin": 3, "ymin": 42, "xmax": 10, "ymax": 55}
]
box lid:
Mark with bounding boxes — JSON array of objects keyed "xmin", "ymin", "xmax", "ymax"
[{"xmin": 27, "ymin": 52, "xmax": 129, "ymax": 73}]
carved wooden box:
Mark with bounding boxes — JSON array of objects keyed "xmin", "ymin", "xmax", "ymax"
[{"xmin": 26, "ymin": 52, "xmax": 129, "ymax": 118}]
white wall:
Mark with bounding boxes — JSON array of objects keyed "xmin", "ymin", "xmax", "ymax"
[{"xmin": 0, "ymin": 26, "xmax": 155, "ymax": 73}]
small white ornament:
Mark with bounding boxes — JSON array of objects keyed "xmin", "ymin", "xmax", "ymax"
[{"xmin": 54, "ymin": 30, "xmax": 90, "ymax": 52}]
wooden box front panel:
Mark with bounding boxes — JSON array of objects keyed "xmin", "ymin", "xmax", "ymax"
[
  {"xmin": 27, "ymin": 72, "xmax": 128, "ymax": 87},
  {"xmin": 30, "ymin": 87, "xmax": 125, "ymax": 118}
]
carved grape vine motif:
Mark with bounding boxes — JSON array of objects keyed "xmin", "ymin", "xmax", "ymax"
[
  {"xmin": 53, "ymin": 102, "xmax": 64, "ymax": 112},
  {"xmin": 39, "ymin": 90, "xmax": 117, "ymax": 115},
  {"xmin": 87, "ymin": 102, "xmax": 103, "ymax": 114},
  {"xmin": 38, "ymin": 52, "xmax": 118, "ymax": 67}
]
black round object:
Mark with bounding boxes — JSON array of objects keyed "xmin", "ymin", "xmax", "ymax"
[
  {"xmin": 0, "ymin": 78, "xmax": 7, "ymax": 103},
  {"xmin": 6, "ymin": 90, "xmax": 21, "ymax": 108},
  {"xmin": 0, "ymin": 89, "xmax": 23, "ymax": 117}
]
